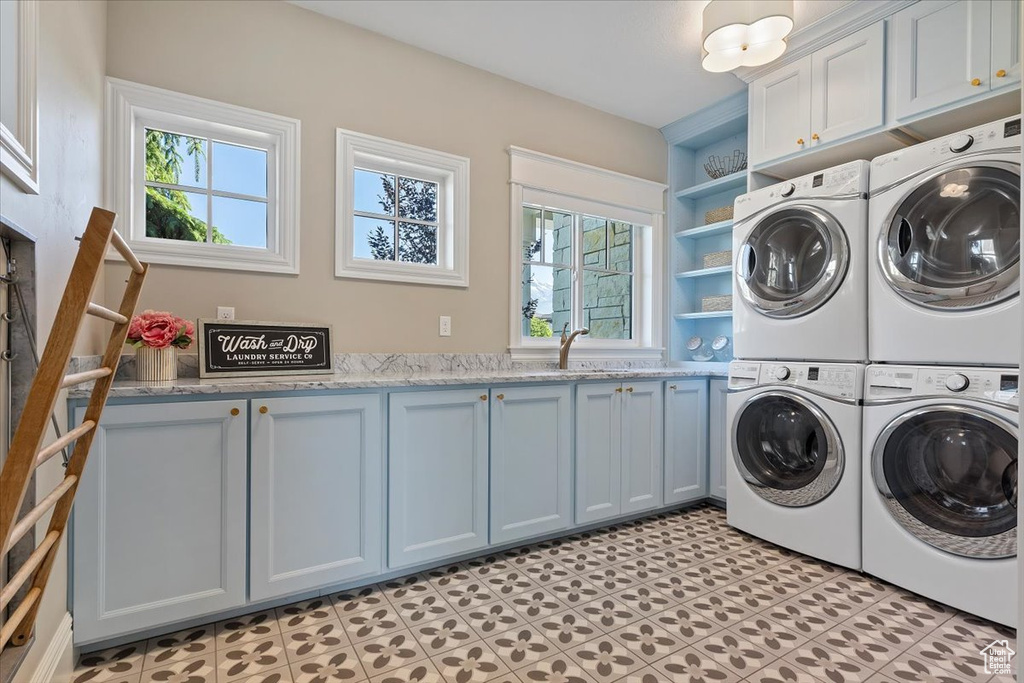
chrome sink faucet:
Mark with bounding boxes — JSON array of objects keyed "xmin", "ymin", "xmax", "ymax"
[{"xmin": 558, "ymin": 323, "xmax": 589, "ymax": 370}]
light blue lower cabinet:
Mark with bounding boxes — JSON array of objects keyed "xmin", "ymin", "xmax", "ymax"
[
  {"xmin": 620, "ymin": 381, "xmax": 664, "ymax": 514},
  {"xmin": 249, "ymin": 394, "xmax": 383, "ymax": 602},
  {"xmin": 575, "ymin": 383, "xmax": 623, "ymax": 524},
  {"xmin": 664, "ymin": 379, "xmax": 709, "ymax": 505},
  {"xmin": 388, "ymin": 389, "xmax": 489, "ymax": 569},
  {"xmin": 489, "ymin": 385, "xmax": 572, "ymax": 545},
  {"xmin": 72, "ymin": 400, "xmax": 248, "ymax": 645},
  {"xmin": 709, "ymin": 378, "xmax": 729, "ymax": 501}
]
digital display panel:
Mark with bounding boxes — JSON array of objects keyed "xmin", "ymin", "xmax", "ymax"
[
  {"xmin": 812, "ymin": 174, "xmax": 824, "ymax": 188},
  {"xmin": 1000, "ymin": 374, "xmax": 1018, "ymax": 392},
  {"xmin": 1004, "ymin": 119, "xmax": 1021, "ymax": 138},
  {"xmin": 808, "ymin": 367, "xmax": 819, "ymax": 381}
]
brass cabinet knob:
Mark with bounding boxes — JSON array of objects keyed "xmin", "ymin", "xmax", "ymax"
[
  {"xmin": 259, "ymin": 405, "xmax": 269, "ymax": 414},
  {"xmin": 811, "ymin": 133, "xmax": 820, "ymax": 141},
  {"xmin": 496, "ymin": 394, "xmax": 505, "ymax": 401},
  {"xmin": 997, "ymin": 69, "xmax": 1007, "ymax": 78},
  {"xmin": 626, "ymin": 387, "xmax": 634, "ymax": 393},
  {"xmin": 230, "ymin": 408, "xmax": 240, "ymax": 416},
  {"xmin": 615, "ymin": 387, "xmax": 623, "ymax": 393},
  {"xmin": 971, "ymin": 78, "xmax": 982, "ymax": 86},
  {"xmin": 796, "ymin": 138, "xmax": 805, "ymax": 145},
  {"xmin": 480, "ymin": 395, "xmax": 487, "ymax": 401}
]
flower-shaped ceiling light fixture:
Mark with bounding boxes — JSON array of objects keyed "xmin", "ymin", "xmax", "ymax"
[{"xmin": 701, "ymin": 0, "xmax": 795, "ymax": 73}]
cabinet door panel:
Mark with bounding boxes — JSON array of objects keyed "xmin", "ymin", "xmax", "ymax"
[
  {"xmin": 664, "ymin": 379, "xmax": 708, "ymax": 505},
  {"xmin": 389, "ymin": 389, "xmax": 488, "ymax": 568},
  {"xmin": 811, "ymin": 22, "xmax": 885, "ymax": 144},
  {"xmin": 708, "ymin": 379, "xmax": 729, "ymax": 501},
  {"xmin": 73, "ymin": 400, "xmax": 247, "ymax": 644},
  {"xmin": 991, "ymin": 0, "xmax": 1022, "ymax": 89},
  {"xmin": 250, "ymin": 394, "xmax": 383, "ymax": 601},
  {"xmin": 575, "ymin": 383, "xmax": 622, "ymax": 524},
  {"xmin": 892, "ymin": 0, "xmax": 991, "ymax": 120},
  {"xmin": 490, "ymin": 385, "xmax": 572, "ymax": 545},
  {"xmin": 749, "ymin": 57, "xmax": 812, "ymax": 166},
  {"xmin": 621, "ymin": 382, "xmax": 663, "ymax": 514}
]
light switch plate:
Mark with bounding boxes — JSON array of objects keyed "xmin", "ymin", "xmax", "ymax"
[{"xmin": 439, "ymin": 316, "xmax": 452, "ymax": 337}]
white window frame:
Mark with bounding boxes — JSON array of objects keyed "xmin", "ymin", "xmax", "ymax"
[
  {"xmin": 105, "ymin": 78, "xmax": 301, "ymax": 274},
  {"xmin": 0, "ymin": 0, "xmax": 38, "ymax": 194},
  {"xmin": 508, "ymin": 147, "xmax": 667, "ymax": 363},
  {"xmin": 336, "ymin": 129, "xmax": 470, "ymax": 287}
]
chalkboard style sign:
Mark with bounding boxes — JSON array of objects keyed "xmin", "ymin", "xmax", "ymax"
[{"xmin": 198, "ymin": 320, "xmax": 334, "ymax": 378}]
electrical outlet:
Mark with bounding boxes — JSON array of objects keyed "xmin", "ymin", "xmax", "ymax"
[
  {"xmin": 439, "ymin": 315, "xmax": 452, "ymax": 337},
  {"xmin": 217, "ymin": 306, "xmax": 235, "ymax": 321}
]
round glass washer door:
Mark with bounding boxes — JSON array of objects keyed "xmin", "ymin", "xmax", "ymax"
[
  {"xmin": 872, "ymin": 405, "xmax": 1018, "ymax": 559},
  {"xmin": 736, "ymin": 206, "xmax": 849, "ymax": 318},
  {"xmin": 879, "ymin": 163, "xmax": 1020, "ymax": 310},
  {"xmin": 733, "ymin": 391, "xmax": 844, "ymax": 507}
]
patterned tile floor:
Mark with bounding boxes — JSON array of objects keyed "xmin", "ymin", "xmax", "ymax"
[{"xmin": 73, "ymin": 504, "xmax": 1018, "ymax": 683}]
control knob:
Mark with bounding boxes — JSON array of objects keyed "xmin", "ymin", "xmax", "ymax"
[
  {"xmin": 774, "ymin": 366, "xmax": 791, "ymax": 381},
  {"xmin": 945, "ymin": 373, "xmax": 970, "ymax": 392},
  {"xmin": 949, "ymin": 134, "xmax": 974, "ymax": 153},
  {"xmin": 780, "ymin": 182, "xmax": 796, "ymax": 197}
]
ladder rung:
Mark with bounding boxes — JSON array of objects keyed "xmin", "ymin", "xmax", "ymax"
[
  {"xmin": 3, "ymin": 474, "xmax": 78, "ymax": 555},
  {"xmin": 61, "ymin": 368, "xmax": 112, "ymax": 389},
  {"xmin": 35, "ymin": 420, "xmax": 95, "ymax": 468},
  {"xmin": 0, "ymin": 530, "xmax": 59, "ymax": 611},
  {"xmin": 87, "ymin": 302, "xmax": 128, "ymax": 325},
  {"xmin": 109, "ymin": 229, "xmax": 145, "ymax": 274},
  {"xmin": 0, "ymin": 586, "xmax": 41, "ymax": 650}
]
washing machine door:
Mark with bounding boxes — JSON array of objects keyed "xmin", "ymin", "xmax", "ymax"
[
  {"xmin": 733, "ymin": 391, "xmax": 844, "ymax": 507},
  {"xmin": 872, "ymin": 405, "xmax": 1018, "ymax": 559},
  {"xmin": 879, "ymin": 162, "xmax": 1021, "ymax": 310},
  {"xmin": 736, "ymin": 205, "xmax": 849, "ymax": 318}
]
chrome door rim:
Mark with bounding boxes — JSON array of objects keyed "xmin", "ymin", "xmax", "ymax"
[
  {"xmin": 876, "ymin": 160, "xmax": 1021, "ymax": 311},
  {"xmin": 871, "ymin": 404, "xmax": 1018, "ymax": 559},
  {"xmin": 735, "ymin": 205, "xmax": 850, "ymax": 319},
  {"xmin": 732, "ymin": 390, "xmax": 844, "ymax": 507}
]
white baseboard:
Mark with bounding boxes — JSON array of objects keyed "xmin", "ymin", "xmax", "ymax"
[{"xmin": 28, "ymin": 613, "xmax": 73, "ymax": 683}]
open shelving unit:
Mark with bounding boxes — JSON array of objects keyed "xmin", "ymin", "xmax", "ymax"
[{"xmin": 661, "ymin": 92, "xmax": 748, "ymax": 368}]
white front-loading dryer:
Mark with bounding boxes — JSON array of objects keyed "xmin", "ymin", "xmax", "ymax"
[
  {"xmin": 862, "ymin": 364, "xmax": 1018, "ymax": 627},
  {"xmin": 868, "ymin": 115, "xmax": 1021, "ymax": 366},
  {"xmin": 733, "ymin": 160, "xmax": 869, "ymax": 362},
  {"xmin": 727, "ymin": 360, "xmax": 863, "ymax": 570}
]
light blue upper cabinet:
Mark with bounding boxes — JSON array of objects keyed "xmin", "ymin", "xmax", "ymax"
[
  {"xmin": 991, "ymin": 0, "xmax": 1022, "ymax": 90},
  {"xmin": 891, "ymin": 0, "xmax": 992, "ymax": 121},
  {"xmin": 490, "ymin": 385, "xmax": 572, "ymax": 545},
  {"xmin": 749, "ymin": 57, "xmax": 813, "ymax": 166},
  {"xmin": 249, "ymin": 394, "xmax": 383, "ymax": 602},
  {"xmin": 72, "ymin": 400, "xmax": 247, "ymax": 644},
  {"xmin": 810, "ymin": 22, "xmax": 886, "ymax": 146},
  {"xmin": 388, "ymin": 388, "xmax": 489, "ymax": 569},
  {"xmin": 664, "ymin": 379, "xmax": 709, "ymax": 505},
  {"xmin": 575, "ymin": 383, "xmax": 623, "ymax": 524},
  {"xmin": 708, "ymin": 378, "xmax": 729, "ymax": 501},
  {"xmin": 620, "ymin": 381, "xmax": 664, "ymax": 514}
]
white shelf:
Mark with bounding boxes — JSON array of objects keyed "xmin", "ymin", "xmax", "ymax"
[
  {"xmin": 675, "ymin": 219, "xmax": 733, "ymax": 239},
  {"xmin": 673, "ymin": 172, "xmax": 746, "ymax": 201},
  {"xmin": 675, "ymin": 265, "xmax": 731, "ymax": 279},
  {"xmin": 674, "ymin": 311, "xmax": 733, "ymax": 320}
]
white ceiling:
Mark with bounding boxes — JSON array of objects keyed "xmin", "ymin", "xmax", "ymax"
[{"xmin": 289, "ymin": 1, "xmax": 853, "ymax": 129}]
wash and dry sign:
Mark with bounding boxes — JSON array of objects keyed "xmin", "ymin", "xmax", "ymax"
[{"xmin": 198, "ymin": 320, "xmax": 334, "ymax": 378}]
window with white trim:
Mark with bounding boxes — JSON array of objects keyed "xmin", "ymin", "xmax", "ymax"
[
  {"xmin": 106, "ymin": 78, "xmax": 301, "ymax": 273},
  {"xmin": 336, "ymin": 129, "xmax": 470, "ymax": 287},
  {"xmin": 508, "ymin": 147, "xmax": 666, "ymax": 361}
]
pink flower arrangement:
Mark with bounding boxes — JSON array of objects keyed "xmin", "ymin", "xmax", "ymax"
[{"xmin": 126, "ymin": 310, "xmax": 194, "ymax": 350}]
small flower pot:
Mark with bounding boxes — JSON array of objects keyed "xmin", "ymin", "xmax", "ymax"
[{"xmin": 135, "ymin": 346, "xmax": 177, "ymax": 382}]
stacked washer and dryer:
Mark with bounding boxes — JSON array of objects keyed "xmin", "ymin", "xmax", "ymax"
[{"xmin": 725, "ymin": 116, "xmax": 1021, "ymax": 627}]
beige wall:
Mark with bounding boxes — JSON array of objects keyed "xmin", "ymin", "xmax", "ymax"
[
  {"xmin": 0, "ymin": 1, "xmax": 108, "ymax": 680},
  {"xmin": 103, "ymin": 0, "xmax": 667, "ymax": 353}
]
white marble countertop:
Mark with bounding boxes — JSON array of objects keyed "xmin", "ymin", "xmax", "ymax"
[{"xmin": 68, "ymin": 366, "xmax": 727, "ymax": 399}]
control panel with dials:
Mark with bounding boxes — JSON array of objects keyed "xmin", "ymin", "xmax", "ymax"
[
  {"xmin": 865, "ymin": 365, "xmax": 1019, "ymax": 406},
  {"xmin": 728, "ymin": 361, "xmax": 862, "ymax": 400}
]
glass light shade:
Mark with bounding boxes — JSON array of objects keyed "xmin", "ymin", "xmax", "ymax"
[{"xmin": 701, "ymin": 0, "xmax": 794, "ymax": 72}]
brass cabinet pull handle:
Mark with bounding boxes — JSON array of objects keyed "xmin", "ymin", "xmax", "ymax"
[
  {"xmin": 971, "ymin": 77, "xmax": 982, "ymax": 86},
  {"xmin": 669, "ymin": 384, "xmax": 677, "ymax": 390},
  {"xmin": 480, "ymin": 394, "xmax": 487, "ymax": 401},
  {"xmin": 230, "ymin": 408, "xmax": 240, "ymax": 417},
  {"xmin": 626, "ymin": 387, "xmax": 634, "ymax": 393},
  {"xmin": 811, "ymin": 133, "xmax": 820, "ymax": 141},
  {"xmin": 796, "ymin": 138, "xmax": 805, "ymax": 145},
  {"xmin": 496, "ymin": 394, "xmax": 504, "ymax": 400},
  {"xmin": 259, "ymin": 406, "xmax": 269, "ymax": 414},
  {"xmin": 615, "ymin": 387, "xmax": 623, "ymax": 393},
  {"xmin": 996, "ymin": 69, "xmax": 1007, "ymax": 78}
]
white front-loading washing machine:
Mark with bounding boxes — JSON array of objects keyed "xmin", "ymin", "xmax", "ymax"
[
  {"xmin": 868, "ymin": 115, "xmax": 1021, "ymax": 366},
  {"xmin": 862, "ymin": 364, "xmax": 1018, "ymax": 627},
  {"xmin": 733, "ymin": 160, "xmax": 869, "ymax": 362},
  {"xmin": 727, "ymin": 360, "xmax": 863, "ymax": 570}
]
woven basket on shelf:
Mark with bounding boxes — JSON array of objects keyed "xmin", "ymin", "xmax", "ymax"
[
  {"xmin": 701, "ymin": 294, "xmax": 732, "ymax": 312},
  {"xmin": 703, "ymin": 250, "xmax": 731, "ymax": 269},
  {"xmin": 704, "ymin": 206, "xmax": 733, "ymax": 224}
]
